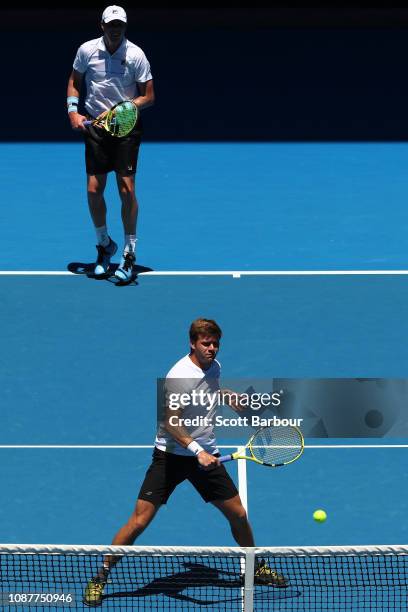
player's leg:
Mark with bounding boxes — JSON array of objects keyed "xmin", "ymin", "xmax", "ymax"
[
  {"xmin": 84, "ymin": 127, "xmax": 118, "ymax": 274},
  {"xmin": 213, "ymin": 496, "xmax": 286, "ymax": 587},
  {"xmin": 188, "ymin": 460, "xmax": 252, "ymax": 543},
  {"xmin": 84, "ymin": 449, "xmax": 186, "ymax": 606},
  {"xmin": 112, "ymin": 498, "xmax": 158, "ymax": 546},
  {"xmin": 117, "ymin": 174, "xmax": 138, "ymax": 235},
  {"xmin": 87, "ymin": 173, "xmax": 118, "ymax": 276},
  {"xmin": 190, "ymin": 463, "xmax": 287, "ymax": 588},
  {"xmin": 93, "ymin": 499, "xmax": 158, "ymax": 577},
  {"xmin": 212, "ymin": 495, "xmax": 255, "ymax": 546},
  {"xmin": 113, "ymin": 128, "xmax": 142, "ymax": 281},
  {"xmin": 114, "ymin": 173, "xmax": 138, "ymax": 281},
  {"xmin": 213, "ymin": 495, "xmax": 287, "ymax": 587},
  {"xmin": 84, "ymin": 499, "xmax": 158, "ymax": 607},
  {"xmin": 87, "ymin": 173, "xmax": 108, "ymax": 228}
]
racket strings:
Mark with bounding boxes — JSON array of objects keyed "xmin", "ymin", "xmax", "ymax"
[
  {"xmin": 108, "ymin": 101, "xmax": 138, "ymax": 136},
  {"xmin": 250, "ymin": 426, "xmax": 303, "ymax": 466}
]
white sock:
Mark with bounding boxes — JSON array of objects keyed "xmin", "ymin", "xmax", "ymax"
[
  {"xmin": 124, "ymin": 234, "xmax": 137, "ymax": 254},
  {"xmin": 96, "ymin": 226, "xmax": 110, "ymax": 247}
]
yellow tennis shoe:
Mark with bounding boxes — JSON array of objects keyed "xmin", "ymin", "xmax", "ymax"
[
  {"xmin": 254, "ymin": 559, "xmax": 287, "ymax": 587},
  {"xmin": 83, "ymin": 578, "xmax": 106, "ymax": 607}
]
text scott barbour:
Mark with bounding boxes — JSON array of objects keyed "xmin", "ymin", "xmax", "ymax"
[{"xmin": 167, "ymin": 415, "xmax": 303, "ymax": 427}]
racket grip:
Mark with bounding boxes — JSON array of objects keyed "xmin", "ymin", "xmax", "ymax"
[
  {"xmin": 219, "ymin": 454, "xmax": 233, "ymax": 463},
  {"xmin": 83, "ymin": 120, "xmax": 92, "ymax": 126}
]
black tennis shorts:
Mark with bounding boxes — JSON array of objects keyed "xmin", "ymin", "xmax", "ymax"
[
  {"xmin": 138, "ymin": 447, "xmax": 239, "ymax": 506},
  {"xmin": 84, "ymin": 119, "xmax": 143, "ymax": 176}
]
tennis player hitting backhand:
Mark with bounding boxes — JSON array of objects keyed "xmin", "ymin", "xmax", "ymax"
[
  {"xmin": 67, "ymin": 5, "xmax": 154, "ymax": 282},
  {"xmin": 84, "ymin": 318, "xmax": 286, "ymax": 606}
]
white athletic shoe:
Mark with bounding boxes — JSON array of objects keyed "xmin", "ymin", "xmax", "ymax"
[{"xmin": 114, "ymin": 251, "xmax": 135, "ymax": 282}]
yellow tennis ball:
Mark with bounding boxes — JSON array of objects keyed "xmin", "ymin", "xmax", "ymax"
[{"xmin": 313, "ymin": 509, "xmax": 327, "ymax": 523}]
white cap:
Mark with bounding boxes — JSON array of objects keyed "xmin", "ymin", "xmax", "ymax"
[{"xmin": 102, "ymin": 5, "xmax": 127, "ymax": 24}]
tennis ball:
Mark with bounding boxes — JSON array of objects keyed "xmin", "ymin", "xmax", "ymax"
[{"xmin": 313, "ymin": 509, "xmax": 327, "ymax": 523}]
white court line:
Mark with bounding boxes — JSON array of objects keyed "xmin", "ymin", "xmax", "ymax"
[
  {"xmin": 306, "ymin": 444, "xmax": 408, "ymax": 448},
  {"xmin": 0, "ymin": 271, "xmax": 73, "ymax": 276},
  {"xmin": 1, "ymin": 270, "xmax": 408, "ymax": 277},
  {"xmin": 0, "ymin": 445, "xmax": 407, "ymax": 449},
  {"xmin": 0, "ymin": 445, "xmax": 238, "ymax": 449}
]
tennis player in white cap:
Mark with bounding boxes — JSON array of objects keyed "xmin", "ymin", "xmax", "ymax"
[{"xmin": 67, "ymin": 6, "xmax": 155, "ymax": 281}]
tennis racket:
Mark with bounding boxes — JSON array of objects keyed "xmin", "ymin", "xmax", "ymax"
[
  {"xmin": 83, "ymin": 100, "xmax": 138, "ymax": 137},
  {"xmin": 219, "ymin": 424, "xmax": 304, "ymax": 467}
]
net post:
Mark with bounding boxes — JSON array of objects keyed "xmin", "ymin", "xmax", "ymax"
[
  {"xmin": 243, "ymin": 547, "xmax": 255, "ymax": 612},
  {"xmin": 237, "ymin": 446, "xmax": 248, "ymax": 514},
  {"xmin": 237, "ymin": 446, "xmax": 249, "ymax": 612}
]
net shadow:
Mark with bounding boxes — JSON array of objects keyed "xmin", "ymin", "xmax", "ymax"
[{"xmin": 103, "ymin": 562, "xmax": 301, "ymax": 607}]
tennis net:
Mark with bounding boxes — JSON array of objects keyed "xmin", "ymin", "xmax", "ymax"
[{"xmin": 0, "ymin": 543, "xmax": 407, "ymax": 611}]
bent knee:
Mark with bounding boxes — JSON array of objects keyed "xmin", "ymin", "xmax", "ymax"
[
  {"xmin": 128, "ymin": 500, "xmax": 157, "ymax": 530},
  {"xmin": 229, "ymin": 508, "xmax": 248, "ymax": 524},
  {"xmin": 127, "ymin": 514, "xmax": 150, "ymax": 531}
]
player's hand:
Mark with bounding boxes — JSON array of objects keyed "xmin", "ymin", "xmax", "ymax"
[
  {"xmin": 221, "ymin": 388, "xmax": 245, "ymax": 412},
  {"xmin": 197, "ymin": 450, "xmax": 219, "ymax": 470},
  {"xmin": 69, "ymin": 112, "xmax": 87, "ymax": 131}
]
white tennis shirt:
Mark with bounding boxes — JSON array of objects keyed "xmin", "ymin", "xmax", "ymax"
[
  {"xmin": 155, "ymin": 355, "xmax": 221, "ymax": 456},
  {"xmin": 73, "ymin": 37, "xmax": 152, "ymax": 118}
]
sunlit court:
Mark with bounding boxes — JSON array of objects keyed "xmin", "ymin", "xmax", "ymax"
[
  {"xmin": 2, "ymin": 5, "xmax": 408, "ymax": 609},
  {"xmin": 1, "ymin": 272, "xmax": 408, "ymax": 609},
  {"xmin": 1, "ymin": 142, "xmax": 408, "ymax": 271}
]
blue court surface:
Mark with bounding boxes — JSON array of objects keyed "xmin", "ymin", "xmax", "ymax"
[
  {"xmin": 1, "ymin": 274, "xmax": 408, "ymax": 549},
  {"xmin": 1, "ymin": 136, "xmax": 408, "ymax": 608},
  {"xmin": 1, "ymin": 142, "xmax": 408, "ymax": 270}
]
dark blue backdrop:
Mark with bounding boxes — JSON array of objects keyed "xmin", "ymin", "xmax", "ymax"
[{"xmin": 4, "ymin": 7, "xmax": 408, "ymax": 141}]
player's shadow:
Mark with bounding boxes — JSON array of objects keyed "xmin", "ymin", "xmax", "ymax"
[
  {"xmin": 67, "ymin": 262, "xmax": 153, "ymax": 287},
  {"xmin": 102, "ymin": 562, "xmax": 300, "ymax": 606}
]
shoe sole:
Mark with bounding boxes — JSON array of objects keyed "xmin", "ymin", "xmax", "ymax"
[{"xmin": 114, "ymin": 269, "xmax": 133, "ymax": 281}]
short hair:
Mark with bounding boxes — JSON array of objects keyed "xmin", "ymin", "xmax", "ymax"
[{"xmin": 189, "ymin": 318, "xmax": 222, "ymax": 343}]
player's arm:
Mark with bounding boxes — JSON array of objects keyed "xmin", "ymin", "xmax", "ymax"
[
  {"xmin": 163, "ymin": 405, "xmax": 218, "ymax": 469},
  {"xmin": 220, "ymin": 388, "xmax": 245, "ymax": 413},
  {"xmin": 67, "ymin": 69, "xmax": 87, "ymax": 130},
  {"xmin": 132, "ymin": 79, "xmax": 155, "ymax": 110}
]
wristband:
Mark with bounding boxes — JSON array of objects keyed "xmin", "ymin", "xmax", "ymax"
[
  {"xmin": 187, "ymin": 441, "xmax": 204, "ymax": 456},
  {"xmin": 67, "ymin": 96, "xmax": 79, "ymax": 106},
  {"xmin": 67, "ymin": 105, "xmax": 78, "ymax": 114}
]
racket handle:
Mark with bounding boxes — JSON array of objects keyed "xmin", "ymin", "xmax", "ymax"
[
  {"xmin": 83, "ymin": 120, "xmax": 92, "ymax": 126},
  {"xmin": 219, "ymin": 454, "xmax": 233, "ymax": 463}
]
